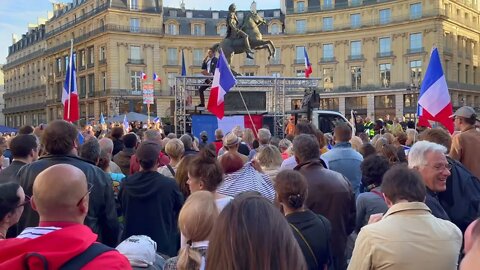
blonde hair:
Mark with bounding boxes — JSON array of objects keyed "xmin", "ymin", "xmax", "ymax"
[
  {"xmin": 177, "ymin": 191, "xmax": 219, "ymax": 270},
  {"xmin": 350, "ymin": 136, "xmax": 363, "ymax": 152},
  {"xmin": 256, "ymin": 145, "xmax": 283, "ymax": 169},
  {"xmin": 165, "ymin": 139, "xmax": 184, "ymax": 160},
  {"xmin": 243, "ymin": 128, "xmax": 255, "ymax": 147}
]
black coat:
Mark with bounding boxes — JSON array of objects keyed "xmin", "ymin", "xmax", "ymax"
[
  {"xmin": 0, "ymin": 160, "xmax": 27, "ymax": 184},
  {"xmin": 201, "ymin": 57, "xmax": 218, "ymax": 76},
  {"xmin": 16, "ymin": 155, "xmax": 119, "ymax": 247}
]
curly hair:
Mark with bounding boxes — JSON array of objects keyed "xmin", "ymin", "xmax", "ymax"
[{"xmin": 360, "ymin": 154, "xmax": 390, "ymax": 188}]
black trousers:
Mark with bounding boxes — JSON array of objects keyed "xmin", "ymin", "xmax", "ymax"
[{"xmin": 198, "ymin": 79, "xmax": 211, "ymax": 105}]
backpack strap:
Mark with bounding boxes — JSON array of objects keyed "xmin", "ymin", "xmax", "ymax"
[
  {"xmin": 289, "ymin": 223, "xmax": 319, "ymax": 268},
  {"xmin": 60, "ymin": 243, "xmax": 114, "ymax": 270},
  {"xmin": 166, "ymin": 164, "xmax": 176, "ymax": 177}
]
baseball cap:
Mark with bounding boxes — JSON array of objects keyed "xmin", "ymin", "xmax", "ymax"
[
  {"xmin": 116, "ymin": 235, "xmax": 157, "ymax": 267},
  {"xmin": 449, "ymin": 106, "xmax": 478, "ymax": 119}
]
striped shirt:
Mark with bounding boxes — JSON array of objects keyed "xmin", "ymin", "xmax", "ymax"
[
  {"xmin": 17, "ymin": 227, "xmax": 61, "ymax": 239},
  {"xmin": 218, "ymin": 163, "xmax": 275, "ymax": 202}
]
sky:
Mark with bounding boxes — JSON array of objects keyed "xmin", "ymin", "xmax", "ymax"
[{"xmin": 0, "ymin": 0, "xmax": 280, "ymax": 64}]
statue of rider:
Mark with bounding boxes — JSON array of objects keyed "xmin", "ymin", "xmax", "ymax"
[{"xmin": 226, "ymin": 3, "xmax": 255, "ymax": 59}]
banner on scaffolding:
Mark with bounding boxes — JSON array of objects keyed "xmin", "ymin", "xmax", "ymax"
[{"xmin": 191, "ymin": 115, "xmax": 263, "ymax": 143}]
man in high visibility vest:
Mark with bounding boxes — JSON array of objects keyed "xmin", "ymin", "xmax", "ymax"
[{"xmin": 363, "ymin": 117, "xmax": 375, "ymax": 138}]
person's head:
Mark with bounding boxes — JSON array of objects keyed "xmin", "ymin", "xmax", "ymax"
[
  {"xmin": 379, "ymin": 144, "xmax": 400, "ymax": 165},
  {"xmin": 361, "ymin": 155, "xmax": 390, "ymax": 189},
  {"xmin": 110, "ymin": 126, "xmax": 124, "ymax": 140},
  {"xmin": 350, "ymin": 135, "xmax": 363, "ymax": 152},
  {"xmin": 98, "ymin": 137, "xmax": 114, "ymax": 155},
  {"xmin": 257, "ymin": 128, "xmax": 271, "ymax": 145},
  {"xmin": 374, "ymin": 137, "xmax": 389, "ymax": 153},
  {"xmin": 333, "ymin": 123, "xmax": 353, "ymax": 143},
  {"xmin": 0, "ymin": 182, "xmax": 26, "ymax": 229},
  {"xmin": 451, "ymin": 106, "xmax": 478, "ymax": 131},
  {"xmin": 293, "ymin": 134, "xmax": 319, "ymax": 164},
  {"xmin": 255, "ymin": 145, "xmax": 282, "ymax": 170},
  {"xmin": 79, "ymin": 137, "xmax": 101, "ymax": 164},
  {"xmin": 144, "ymin": 129, "xmax": 162, "ymax": 145},
  {"xmin": 42, "ymin": 120, "xmax": 79, "ymax": 155},
  {"xmin": 214, "ymin": 129, "xmax": 224, "ymax": 140},
  {"xmin": 167, "ymin": 133, "xmax": 177, "ymax": 139},
  {"xmin": 419, "ymin": 128, "xmax": 452, "ymax": 153},
  {"xmin": 396, "ymin": 131, "xmax": 407, "ymax": 146},
  {"xmin": 206, "ymin": 192, "xmax": 307, "ymax": 270},
  {"xmin": 97, "ymin": 149, "xmax": 111, "ymax": 172},
  {"xmin": 270, "ymin": 137, "xmax": 280, "ymax": 148},
  {"xmin": 180, "ymin": 134, "xmax": 193, "ymax": 150},
  {"xmin": 136, "ymin": 142, "xmax": 162, "ymax": 171},
  {"xmin": 199, "ymin": 131, "xmax": 208, "ymax": 143},
  {"xmin": 462, "ymin": 218, "xmax": 480, "ymax": 270},
  {"xmin": 177, "ymin": 191, "xmax": 219, "ymax": 270},
  {"xmin": 165, "ymin": 139, "xmax": 184, "ymax": 161},
  {"xmin": 232, "ymin": 126, "xmax": 243, "ymax": 138},
  {"xmin": 207, "ymin": 48, "xmax": 214, "ymax": 58},
  {"xmin": 294, "ymin": 122, "xmax": 316, "ymax": 136},
  {"xmin": 243, "ymin": 128, "xmax": 255, "ymax": 146},
  {"xmin": 383, "ymin": 133, "xmax": 395, "ymax": 145},
  {"xmin": 464, "ymin": 219, "xmax": 480, "ymax": 254},
  {"xmin": 381, "ymin": 165, "xmax": 426, "ymax": 207},
  {"xmin": 405, "ymin": 128, "xmax": 418, "ymax": 146},
  {"xmin": 274, "ymin": 170, "xmax": 308, "ymax": 212},
  {"xmin": 175, "ymin": 155, "xmax": 197, "ymax": 198},
  {"xmin": 187, "ymin": 148, "xmax": 224, "ymax": 193},
  {"xmin": 122, "ymin": 133, "xmax": 138, "ymax": 149},
  {"xmin": 223, "ymin": 132, "xmax": 240, "ymax": 151},
  {"xmin": 408, "ymin": 141, "xmax": 451, "ymax": 193},
  {"xmin": 360, "ymin": 142, "xmax": 376, "ymax": 158},
  {"xmin": 278, "ymin": 138, "xmax": 292, "ymax": 153},
  {"xmin": 219, "ymin": 152, "xmax": 244, "ymax": 174},
  {"xmin": 18, "ymin": 125, "xmax": 34, "ymax": 135},
  {"xmin": 315, "ymin": 129, "xmax": 327, "ymax": 149},
  {"xmin": 9, "ymin": 134, "xmax": 39, "ymax": 162},
  {"xmin": 32, "ymin": 164, "xmax": 89, "ymax": 224},
  {"xmin": 228, "ymin": 3, "xmax": 236, "ymax": 12}
]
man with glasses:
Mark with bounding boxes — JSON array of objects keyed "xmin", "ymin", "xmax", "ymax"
[
  {"xmin": 0, "ymin": 164, "xmax": 130, "ymax": 268},
  {"xmin": 408, "ymin": 140, "xmax": 451, "ymax": 220}
]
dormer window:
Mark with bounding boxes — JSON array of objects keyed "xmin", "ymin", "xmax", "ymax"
[
  {"xmin": 186, "ymin": 11, "xmax": 193, "ymax": 18},
  {"xmin": 212, "ymin": 12, "xmax": 219, "ymax": 19}
]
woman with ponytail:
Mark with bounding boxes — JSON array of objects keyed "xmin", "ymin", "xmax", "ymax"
[
  {"xmin": 274, "ymin": 170, "xmax": 332, "ymax": 270},
  {"xmin": 164, "ymin": 191, "xmax": 218, "ymax": 270}
]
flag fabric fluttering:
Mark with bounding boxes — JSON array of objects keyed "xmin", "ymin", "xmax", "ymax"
[
  {"xmin": 207, "ymin": 50, "xmax": 237, "ymax": 119},
  {"xmin": 153, "ymin": 116, "xmax": 160, "ymax": 123},
  {"xmin": 99, "ymin": 113, "xmax": 105, "ymax": 125},
  {"xmin": 153, "ymin": 73, "xmax": 162, "ymax": 82},
  {"xmin": 62, "ymin": 47, "xmax": 79, "ymax": 122},
  {"xmin": 181, "ymin": 49, "xmax": 187, "ymax": 76},
  {"xmin": 123, "ymin": 114, "xmax": 130, "ymax": 132},
  {"xmin": 304, "ymin": 47, "xmax": 313, "ymax": 78},
  {"xmin": 141, "ymin": 72, "xmax": 147, "ymax": 80},
  {"xmin": 417, "ymin": 47, "xmax": 454, "ymax": 134}
]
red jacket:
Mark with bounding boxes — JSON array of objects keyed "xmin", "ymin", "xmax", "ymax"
[
  {"xmin": 129, "ymin": 152, "xmax": 170, "ymax": 175},
  {"xmin": 0, "ymin": 224, "xmax": 131, "ymax": 270}
]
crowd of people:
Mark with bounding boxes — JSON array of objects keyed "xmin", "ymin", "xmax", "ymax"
[{"xmin": 0, "ymin": 105, "xmax": 479, "ymax": 270}]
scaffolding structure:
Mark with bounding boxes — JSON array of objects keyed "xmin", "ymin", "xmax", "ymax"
[{"xmin": 174, "ymin": 76, "xmax": 320, "ymax": 137}]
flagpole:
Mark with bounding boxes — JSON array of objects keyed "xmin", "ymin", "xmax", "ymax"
[{"xmin": 67, "ymin": 39, "xmax": 74, "ymax": 121}]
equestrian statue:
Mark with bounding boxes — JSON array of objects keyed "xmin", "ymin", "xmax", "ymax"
[{"xmin": 212, "ymin": 2, "xmax": 276, "ymax": 76}]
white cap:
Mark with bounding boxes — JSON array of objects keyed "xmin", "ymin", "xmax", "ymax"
[{"xmin": 116, "ymin": 235, "xmax": 157, "ymax": 267}]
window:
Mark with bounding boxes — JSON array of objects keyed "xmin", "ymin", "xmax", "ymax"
[
  {"xmin": 380, "ymin": 63, "xmax": 391, "ymax": 88},
  {"xmin": 351, "ymin": 66, "xmax": 361, "ymax": 90},
  {"xmin": 270, "ymin": 23, "xmax": 280, "ymax": 35},
  {"xmin": 296, "ymin": 20, "xmax": 306, "ymax": 34},
  {"xmin": 295, "ymin": 46, "xmax": 305, "ymax": 63},
  {"xmin": 274, "ymin": 11, "xmax": 280, "ymax": 17},
  {"xmin": 270, "ymin": 48, "xmax": 281, "ymax": 64},
  {"xmin": 79, "ymin": 50, "xmax": 86, "ymax": 67},
  {"xmin": 131, "ymin": 71, "xmax": 142, "ymax": 91},
  {"xmin": 244, "ymin": 72, "xmax": 255, "ymax": 76},
  {"xmin": 350, "ymin": 41, "xmax": 362, "ymax": 58},
  {"xmin": 169, "ymin": 10, "xmax": 177, "ymax": 17},
  {"xmin": 351, "ymin": 13, "xmax": 361, "ymax": 28},
  {"xmin": 193, "ymin": 24, "xmax": 203, "ymax": 36},
  {"xmin": 466, "ymin": 64, "xmax": 469, "ymax": 83},
  {"xmin": 271, "ymin": 72, "xmax": 281, "ymax": 77},
  {"xmin": 130, "ymin": 46, "xmax": 141, "ymax": 60},
  {"xmin": 323, "ymin": 0, "xmax": 333, "ymax": 9},
  {"xmin": 297, "ymin": 1, "xmax": 305, "ymax": 12},
  {"xmin": 322, "ymin": 43, "xmax": 334, "ymax": 61},
  {"xmin": 88, "ymin": 74, "xmax": 95, "ymax": 96},
  {"xmin": 245, "ymin": 57, "xmax": 255, "ymax": 66},
  {"xmin": 168, "ymin": 72, "xmax": 176, "ymax": 93},
  {"xmin": 379, "ymin": 9, "xmax": 391, "ymax": 24},
  {"xmin": 410, "ymin": 60, "xmax": 422, "ymax": 87},
  {"xmin": 64, "ymin": 55, "xmax": 69, "ymax": 71},
  {"xmin": 379, "ymin": 37, "xmax": 391, "ymax": 57},
  {"xmin": 409, "ymin": 33, "xmax": 422, "ymax": 52},
  {"xmin": 323, "ymin": 68, "xmax": 334, "ymax": 91},
  {"xmin": 322, "ymin": 17, "xmax": 333, "ymax": 31},
  {"xmin": 130, "ymin": 0, "xmax": 138, "ymax": 10},
  {"xmin": 219, "ymin": 24, "xmax": 227, "ymax": 36},
  {"xmin": 186, "ymin": 11, "xmax": 193, "ymax": 18},
  {"xmin": 458, "ymin": 63, "xmax": 461, "ymax": 82},
  {"xmin": 404, "ymin": 94, "xmax": 419, "ymax": 108},
  {"xmin": 474, "ymin": 67, "xmax": 477, "ymax": 85},
  {"xmin": 296, "ymin": 69, "xmax": 305, "ymax": 77},
  {"xmin": 168, "ymin": 48, "xmax": 177, "ymax": 65},
  {"xmin": 130, "ymin": 18, "xmax": 140, "ymax": 32},
  {"xmin": 212, "ymin": 12, "xmax": 219, "ymax": 19},
  {"xmin": 193, "ymin": 48, "xmax": 203, "ymax": 66},
  {"xmin": 410, "ymin": 3, "xmax": 422, "ymax": 19},
  {"xmin": 101, "ymin": 72, "xmax": 106, "ymax": 91},
  {"xmin": 87, "ymin": 46, "xmax": 94, "ymax": 65},
  {"xmin": 238, "ymin": 12, "xmax": 244, "ymax": 19},
  {"xmin": 79, "ymin": 76, "xmax": 86, "ymax": 98},
  {"xmin": 168, "ymin": 24, "xmax": 177, "ymax": 35},
  {"xmin": 99, "ymin": 46, "xmax": 106, "ymax": 61}
]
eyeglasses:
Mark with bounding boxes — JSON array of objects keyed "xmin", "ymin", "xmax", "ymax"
[
  {"xmin": 426, "ymin": 163, "xmax": 452, "ymax": 171},
  {"xmin": 17, "ymin": 195, "xmax": 31, "ymax": 208},
  {"xmin": 77, "ymin": 183, "xmax": 94, "ymax": 207}
]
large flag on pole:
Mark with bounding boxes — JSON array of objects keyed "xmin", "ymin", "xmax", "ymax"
[
  {"xmin": 304, "ymin": 47, "xmax": 313, "ymax": 78},
  {"xmin": 181, "ymin": 49, "xmax": 187, "ymax": 76},
  {"xmin": 207, "ymin": 50, "xmax": 237, "ymax": 119},
  {"xmin": 417, "ymin": 47, "xmax": 454, "ymax": 134},
  {"xmin": 123, "ymin": 114, "xmax": 130, "ymax": 133},
  {"xmin": 62, "ymin": 40, "xmax": 79, "ymax": 122}
]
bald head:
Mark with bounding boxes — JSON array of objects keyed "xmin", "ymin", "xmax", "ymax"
[
  {"xmin": 33, "ymin": 164, "xmax": 89, "ymax": 223},
  {"xmin": 98, "ymin": 138, "xmax": 114, "ymax": 155}
]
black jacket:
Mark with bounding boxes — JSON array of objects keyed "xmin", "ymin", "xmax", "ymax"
[
  {"xmin": 425, "ymin": 188, "xmax": 450, "ymax": 221},
  {"xmin": 201, "ymin": 56, "xmax": 218, "ymax": 76},
  {"xmin": 0, "ymin": 160, "xmax": 27, "ymax": 184},
  {"xmin": 119, "ymin": 171, "xmax": 184, "ymax": 257},
  {"xmin": 16, "ymin": 155, "xmax": 119, "ymax": 247},
  {"xmin": 287, "ymin": 210, "xmax": 332, "ymax": 270}
]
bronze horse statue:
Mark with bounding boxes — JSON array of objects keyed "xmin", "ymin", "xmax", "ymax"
[{"xmin": 213, "ymin": 11, "xmax": 276, "ymax": 76}]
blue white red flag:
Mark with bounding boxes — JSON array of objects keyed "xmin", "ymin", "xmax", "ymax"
[
  {"xmin": 141, "ymin": 72, "xmax": 147, "ymax": 80},
  {"xmin": 99, "ymin": 112, "xmax": 105, "ymax": 125},
  {"xmin": 181, "ymin": 49, "xmax": 187, "ymax": 76},
  {"xmin": 304, "ymin": 47, "xmax": 313, "ymax": 78},
  {"xmin": 417, "ymin": 47, "xmax": 454, "ymax": 134},
  {"xmin": 153, "ymin": 116, "xmax": 160, "ymax": 123},
  {"xmin": 123, "ymin": 114, "xmax": 130, "ymax": 132},
  {"xmin": 153, "ymin": 73, "xmax": 161, "ymax": 82},
  {"xmin": 62, "ymin": 52, "xmax": 79, "ymax": 122},
  {"xmin": 207, "ymin": 50, "xmax": 237, "ymax": 119}
]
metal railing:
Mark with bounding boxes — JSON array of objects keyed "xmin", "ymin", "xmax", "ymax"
[
  {"xmin": 3, "ymin": 102, "xmax": 46, "ymax": 114},
  {"xmin": 3, "ymin": 85, "xmax": 46, "ymax": 98},
  {"xmin": 320, "ymin": 57, "xmax": 336, "ymax": 63},
  {"xmin": 128, "ymin": 59, "xmax": 144, "ymax": 65},
  {"xmin": 407, "ymin": 47, "xmax": 425, "ymax": 54},
  {"xmin": 377, "ymin": 51, "xmax": 393, "ymax": 58},
  {"xmin": 3, "ymin": 49, "xmax": 45, "ymax": 70},
  {"xmin": 348, "ymin": 54, "xmax": 364, "ymax": 61}
]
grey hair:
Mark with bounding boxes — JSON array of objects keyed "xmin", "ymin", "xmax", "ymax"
[
  {"xmin": 278, "ymin": 139, "xmax": 292, "ymax": 151},
  {"xmin": 293, "ymin": 134, "xmax": 320, "ymax": 162},
  {"xmin": 257, "ymin": 128, "xmax": 271, "ymax": 145},
  {"xmin": 98, "ymin": 138, "xmax": 114, "ymax": 154},
  {"xmin": 79, "ymin": 137, "xmax": 100, "ymax": 164},
  {"xmin": 407, "ymin": 140, "xmax": 447, "ymax": 169},
  {"xmin": 180, "ymin": 134, "xmax": 193, "ymax": 149}
]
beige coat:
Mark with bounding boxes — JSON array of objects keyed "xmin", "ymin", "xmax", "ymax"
[
  {"xmin": 449, "ymin": 127, "xmax": 480, "ymax": 179},
  {"xmin": 348, "ymin": 202, "xmax": 462, "ymax": 270}
]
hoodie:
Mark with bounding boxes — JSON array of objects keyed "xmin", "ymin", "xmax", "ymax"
[
  {"xmin": 0, "ymin": 224, "xmax": 130, "ymax": 269},
  {"xmin": 119, "ymin": 171, "xmax": 184, "ymax": 257}
]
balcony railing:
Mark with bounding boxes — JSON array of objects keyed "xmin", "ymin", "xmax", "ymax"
[
  {"xmin": 3, "ymin": 102, "xmax": 46, "ymax": 114},
  {"xmin": 3, "ymin": 49, "xmax": 45, "ymax": 70},
  {"xmin": 377, "ymin": 51, "xmax": 394, "ymax": 58},
  {"xmin": 3, "ymin": 85, "xmax": 46, "ymax": 99},
  {"xmin": 87, "ymin": 62, "xmax": 95, "ymax": 68},
  {"xmin": 407, "ymin": 47, "xmax": 425, "ymax": 54},
  {"xmin": 99, "ymin": 59, "xmax": 107, "ymax": 65},
  {"xmin": 167, "ymin": 60, "xmax": 178, "ymax": 66},
  {"xmin": 320, "ymin": 57, "xmax": 336, "ymax": 63},
  {"xmin": 294, "ymin": 59, "xmax": 305, "ymax": 64},
  {"xmin": 348, "ymin": 54, "xmax": 364, "ymax": 61}
]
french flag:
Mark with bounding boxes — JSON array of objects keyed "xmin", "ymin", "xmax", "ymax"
[
  {"xmin": 153, "ymin": 73, "xmax": 161, "ymax": 82},
  {"xmin": 141, "ymin": 72, "xmax": 147, "ymax": 80},
  {"xmin": 62, "ymin": 52, "xmax": 79, "ymax": 122},
  {"xmin": 304, "ymin": 47, "xmax": 313, "ymax": 78},
  {"xmin": 417, "ymin": 47, "xmax": 454, "ymax": 134},
  {"xmin": 207, "ymin": 50, "xmax": 237, "ymax": 119}
]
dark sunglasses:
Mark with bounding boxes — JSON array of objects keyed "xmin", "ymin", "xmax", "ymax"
[{"xmin": 76, "ymin": 183, "xmax": 94, "ymax": 207}]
